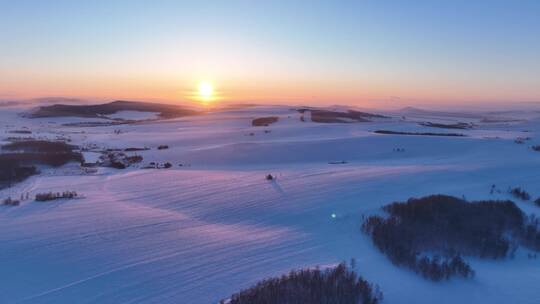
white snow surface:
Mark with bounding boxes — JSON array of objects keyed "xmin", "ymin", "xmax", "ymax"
[{"xmin": 1, "ymin": 105, "xmax": 540, "ymax": 303}]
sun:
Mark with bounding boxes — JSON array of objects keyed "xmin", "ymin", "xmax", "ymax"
[{"xmin": 198, "ymin": 81, "xmax": 214, "ymax": 101}]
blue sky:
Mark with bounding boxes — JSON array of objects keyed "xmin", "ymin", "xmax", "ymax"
[{"xmin": 1, "ymin": 0, "xmax": 539, "ymax": 106}]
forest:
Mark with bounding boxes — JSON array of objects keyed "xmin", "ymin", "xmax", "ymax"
[
  {"xmin": 224, "ymin": 262, "xmax": 383, "ymax": 304},
  {"xmin": 362, "ymin": 195, "xmax": 540, "ymax": 280}
]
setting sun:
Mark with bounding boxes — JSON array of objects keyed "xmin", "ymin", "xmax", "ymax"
[{"xmin": 198, "ymin": 82, "xmax": 214, "ymax": 101}]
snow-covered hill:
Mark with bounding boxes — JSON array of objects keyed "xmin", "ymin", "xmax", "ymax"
[{"xmin": 1, "ymin": 104, "xmax": 540, "ymax": 303}]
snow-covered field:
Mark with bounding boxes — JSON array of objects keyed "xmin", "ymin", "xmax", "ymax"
[{"xmin": 1, "ymin": 104, "xmax": 540, "ymax": 303}]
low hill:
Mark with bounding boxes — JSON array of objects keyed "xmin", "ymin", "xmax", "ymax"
[
  {"xmin": 297, "ymin": 108, "xmax": 388, "ymax": 123},
  {"xmin": 28, "ymin": 100, "xmax": 199, "ymax": 119}
]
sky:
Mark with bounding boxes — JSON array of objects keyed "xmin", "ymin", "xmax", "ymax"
[{"xmin": 1, "ymin": 0, "xmax": 539, "ymax": 108}]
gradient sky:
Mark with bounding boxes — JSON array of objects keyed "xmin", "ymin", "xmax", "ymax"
[{"xmin": 1, "ymin": 0, "xmax": 539, "ymax": 107}]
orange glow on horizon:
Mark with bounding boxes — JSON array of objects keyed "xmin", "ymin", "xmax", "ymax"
[{"xmin": 2, "ymin": 72, "xmax": 539, "ymax": 110}]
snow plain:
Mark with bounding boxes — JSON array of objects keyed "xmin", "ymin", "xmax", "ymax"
[{"xmin": 1, "ymin": 105, "xmax": 540, "ymax": 304}]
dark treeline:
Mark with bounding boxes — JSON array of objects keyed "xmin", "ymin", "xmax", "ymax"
[
  {"xmin": 0, "ymin": 159, "xmax": 37, "ymax": 188},
  {"xmin": 252, "ymin": 116, "xmax": 279, "ymax": 126},
  {"xmin": 508, "ymin": 187, "xmax": 531, "ymax": 201},
  {"xmin": 362, "ymin": 195, "xmax": 540, "ymax": 281},
  {"xmin": 1, "ymin": 140, "xmax": 78, "ymax": 153},
  {"xmin": 522, "ymin": 215, "xmax": 540, "ymax": 251},
  {"xmin": 419, "ymin": 122, "xmax": 473, "ymax": 130},
  {"xmin": 3, "ymin": 197, "xmax": 21, "ymax": 206},
  {"xmin": 35, "ymin": 191, "xmax": 78, "ymax": 202},
  {"xmin": 0, "ymin": 140, "xmax": 82, "ymax": 187},
  {"xmin": 310, "ymin": 110, "xmax": 386, "ymax": 123},
  {"xmin": 223, "ymin": 262, "xmax": 383, "ymax": 304},
  {"xmin": 99, "ymin": 152, "xmax": 143, "ymax": 169},
  {"xmin": 374, "ymin": 130, "xmax": 465, "ymax": 137},
  {"xmin": 1, "ymin": 140, "xmax": 82, "ymax": 188},
  {"xmin": 0, "ymin": 151, "xmax": 82, "ymax": 167}
]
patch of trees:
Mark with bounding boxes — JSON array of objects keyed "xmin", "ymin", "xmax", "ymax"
[
  {"xmin": 252, "ymin": 116, "xmax": 279, "ymax": 127},
  {"xmin": 374, "ymin": 130, "xmax": 465, "ymax": 137},
  {"xmin": 100, "ymin": 152, "xmax": 143, "ymax": 169},
  {"xmin": 514, "ymin": 137, "xmax": 531, "ymax": 144},
  {"xmin": 3, "ymin": 197, "xmax": 20, "ymax": 206},
  {"xmin": 328, "ymin": 160, "xmax": 348, "ymax": 164},
  {"xmin": 509, "ymin": 187, "xmax": 530, "ymax": 201},
  {"xmin": 1, "ymin": 140, "xmax": 78, "ymax": 153},
  {"xmin": 105, "ymin": 152, "xmax": 127, "ymax": 169},
  {"xmin": 157, "ymin": 145, "xmax": 169, "ymax": 150},
  {"xmin": 489, "ymin": 184, "xmax": 501, "ymax": 194},
  {"xmin": 35, "ymin": 191, "xmax": 78, "ymax": 202},
  {"xmin": 532, "ymin": 145, "xmax": 540, "ymax": 152},
  {"xmin": 142, "ymin": 161, "xmax": 174, "ymax": 169},
  {"xmin": 222, "ymin": 262, "xmax": 383, "ymax": 304},
  {"xmin": 0, "ymin": 159, "xmax": 37, "ymax": 189},
  {"xmin": 0, "ymin": 140, "xmax": 83, "ymax": 188},
  {"xmin": 123, "ymin": 147, "xmax": 149, "ymax": 152},
  {"xmin": 419, "ymin": 122, "xmax": 473, "ymax": 130},
  {"xmin": 8, "ymin": 129, "xmax": 32, "ymax": 134},
  {"xmin": 0, "ymin": 140, "xmax": 82, "ymax": 167},
  {"xmin": 522, "ymin": 215, "xmax": 540, "ymax": 251},
  {"xmin": 362, "ymin": 195, "xmax": 540, "ymax": 281},
  {"xmin": 0, "ymin": 152, "xmax": 82, "ymax": 167},
  {"xmin": 309, "ymin": 110, "xmax": 387, "ymax": 123}
]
